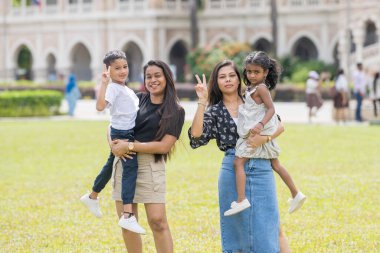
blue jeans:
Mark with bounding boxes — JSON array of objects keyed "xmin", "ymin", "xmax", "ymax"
[
  {"xmin": 92, "ymin": 126, "xmax": 137, "ymax": 205},
  {"xmin": 355, "ymin": 92, "xmax": 363, "ymax": 121},
  {"xmin": 219, "ymin": 149, "xmax": 279, "ymax": 253}
]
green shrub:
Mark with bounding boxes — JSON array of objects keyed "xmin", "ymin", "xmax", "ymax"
[
  {"xmin": 279, "ymin": 55, "xmax": 337, "ymax": 83},
  {"xmin": 187, "ymin": 42, "xmax": 252, "ymax": 78},
  {"xmin": 0, "ymin": 90, "xmax": 63, "ymax": 117}
]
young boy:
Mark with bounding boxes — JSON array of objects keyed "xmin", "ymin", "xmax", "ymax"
[{"xmin": 80, "ymin": 50, "xmax": 145, "ymax": 234}]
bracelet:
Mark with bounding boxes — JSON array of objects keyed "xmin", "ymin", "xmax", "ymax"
[
  {"xmin": 267, "ymin": 136, "xmax": 272, "ymax": 143},
  {"xmin": 197, "ymin": 102, "xmax": 207, "ymax": 107},
  {"xmin": 258, "ymin": 121, "xmax": 265, "ymax": 128}
]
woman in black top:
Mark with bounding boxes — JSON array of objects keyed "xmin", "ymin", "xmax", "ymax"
[{"xmin": 111, "ymin": 60, "xmax": 185, "ymax": 253}]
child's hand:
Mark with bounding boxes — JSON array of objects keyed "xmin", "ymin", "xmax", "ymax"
[
  {"xmin": 194, "ymin": 74, "xmax": 208, "ymax": 104},
  {"xmin": 101, "ymin": 64, "xmax": 111, "ymax": 85},
  {"xmin": 250, "ymin": 122, "xmax": 264, "ymax": 135}
]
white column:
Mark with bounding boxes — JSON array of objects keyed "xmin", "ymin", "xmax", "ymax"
[
  {"xmin": 57, "ymin": 28, "xmax": 70, "ymax": 78},
  {"xmin": 320, "ymin": 22, "xmax": 331, "ymax": 63},
  {"xmin": 145, "ymin": 27, "xmax": 154, "ymax": 60},
  {"xmin": 353, "ymin": 29, "xmax": 364, "ymax": 64},
  {"xmin": 199, "ymin": 27, "xmax": 206, "ymax": 47},
  {"xmin": 277, "ymin": 20, "xmax": 286, "ymax": 57},
  {"xmin": 91, "ymin": 26, "xmax": 101, "ymax": 82},
  {"xmin": 158, "ymin": 28, "xmax": 166, "ymax": 61},
  {"xmin": 238, "ymin": 25, "xmax": 245, "ymax": 42},
  {"xmin": 33, "ymin": 32, "xmax": 45, "ymax": 83}
]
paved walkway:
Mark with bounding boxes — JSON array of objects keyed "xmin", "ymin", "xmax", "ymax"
[
  {"xmin": 2, "ymin": 98, "xmax": 374, "ymax": 125},
  {"xmin": 61, "ymin": 99, "xmax": 337, "ymax": 124}
]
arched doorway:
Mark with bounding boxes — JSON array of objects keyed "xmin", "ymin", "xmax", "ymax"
[
  {"xmin": 292, "ymin": 37, "xmax": 318, "ymax": 60},
  {"xmin": 16, "ymin": 45, "xmax": 33, "ymax": 80},
  {"xmin": 364, "ymin": 20, "xmax": 378, "ymax": 46},
  {"xmin": 70, "ymin": 43, "xmax": 92, "ymax": 81},
  {"xmin": 169, "ymin": 40, "xmax": 188, "ymax": 82},
  {"xmin": 46, "ymin": 53, "xmax": 57, "ymax": 81},
  {"xmin": 252, "ymin": 38, "xmax": 272, "ymax": 53},
  {"xmin": 123, "ymin": 42, "xmax": 143, "ymax": 83}
]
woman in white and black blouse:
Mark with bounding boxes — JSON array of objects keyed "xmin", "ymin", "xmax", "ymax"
[{"xmin": 189, "ymin": 59, "xmax": 289, "ymax": 253}]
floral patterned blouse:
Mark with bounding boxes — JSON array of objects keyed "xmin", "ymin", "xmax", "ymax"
[{"xmin": 188, "ymin": 101, "xmax": 238, "ymax": 151}]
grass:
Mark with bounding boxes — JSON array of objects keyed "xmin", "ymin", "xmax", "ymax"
[{"xmin": 0, "ymin": 121, "xmax": 379, "ymax": 252}]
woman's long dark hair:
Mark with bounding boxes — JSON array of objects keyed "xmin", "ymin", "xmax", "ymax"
[
  {"xmin": 242, "ymin": 51, "xmax": 281, "ymax": 90},
  {"xmin": 143, "ymin": 60, "xmax": 185, "ymax": 162},
  {"xmin": 207, "ymin": 60, "xmax": 243, "ymax": 106}
]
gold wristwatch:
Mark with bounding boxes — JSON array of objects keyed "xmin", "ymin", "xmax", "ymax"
[{"xmin": 128, "ymin": 141, "xmax": 134, "ymax": 151}]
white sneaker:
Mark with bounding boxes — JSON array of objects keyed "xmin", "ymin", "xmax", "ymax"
[
  {"xmin": 288, "ymin": 191, "xmax": 307, "ymax": 213},
  {"xmin": 80, "ymin": 193, "xmax": 102, "ymax": 218},
  {"xmin": 224, "ymin": 198, "xmax": 251, "ymax": 216},
  {"xmin": 118, "ymin": 215, "xmax": 146, "ymax": 234}
]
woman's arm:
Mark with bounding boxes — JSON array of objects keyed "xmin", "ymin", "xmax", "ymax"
[
  {"xmin": 191, "ymin": 74, "xmax": 208, "ymax": 137},
  {"xmin": 111, "ymin": 134, "xmax": 178, "ymax": 157},
  {"xmin": 246, "ymin": 121, "xmax": 284, "ymax": 148}
]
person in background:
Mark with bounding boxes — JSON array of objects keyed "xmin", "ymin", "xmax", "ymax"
[
  {"xmin": 333, "ymin": 69, "xmax": 349, "ymax": 124},
  {"xmin": 305, "ymin": 70, "xmax": 323, "ymax": 123},
  {"xmin": 352, "ymin": 63, "xmax": 367, "ymax": 122},
  {"xmin": 64, "ymin": 73, "xmax": 81, "ymax": 116},
  {"xmin": 370, "ymin": 72, "xmax": 380, "ymax": 118}
]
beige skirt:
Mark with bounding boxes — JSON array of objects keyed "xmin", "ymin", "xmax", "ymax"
[{"xmin": 111, "ymin": 153, "xmax": 166, "ymax": 203}]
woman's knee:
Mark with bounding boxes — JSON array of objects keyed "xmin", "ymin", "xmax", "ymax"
[{"xmin": 148, "ymin": 215, "xmax": 169, "ymax": 232}]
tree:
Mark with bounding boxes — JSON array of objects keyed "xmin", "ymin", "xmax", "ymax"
[
  {"xmin": 270, "ymin": 0, "xmax": 278, "ymax": 58},
  {"xmin": 190, "ymin": 0, "xmax": 199, "ymax": 49}
]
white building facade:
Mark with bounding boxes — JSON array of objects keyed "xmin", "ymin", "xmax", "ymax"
[{"xmin": 0, "ymin": 0, "xmax": 379, "ymax": 83}]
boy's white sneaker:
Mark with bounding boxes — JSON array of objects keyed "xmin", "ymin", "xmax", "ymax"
[
  {"xmin": 118, "ymin": 215, "xmax": 146, "ymax": 234},
  {"xmin": 224, "ymin": 198, "xmax": 251, "ymax": 216},
  {"xmin": 288, "ymin": 191, "xmax": 307, "ymax": 213},
  {"xmin": 80, "ymin": 193, "xmax": 102, "ymax": 218}
]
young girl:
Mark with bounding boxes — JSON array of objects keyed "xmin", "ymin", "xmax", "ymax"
[{"xmin": 224, "ymin": 51, "xmax": 306, "ymax": 216}]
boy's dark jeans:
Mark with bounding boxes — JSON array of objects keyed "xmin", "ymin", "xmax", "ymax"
[{"xmin": 92, "ymin": 126, "xmax": 137, "ymax": 205}]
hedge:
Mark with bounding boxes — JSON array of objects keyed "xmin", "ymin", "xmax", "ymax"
[{"xmin": 0, "ymin": 90, "xmax": 63, "ymax": 117}]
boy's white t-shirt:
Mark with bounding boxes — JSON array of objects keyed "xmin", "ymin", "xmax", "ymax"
[{"xmin": 105, "ymin": 82, "xmax": 139, "ymax": 130}]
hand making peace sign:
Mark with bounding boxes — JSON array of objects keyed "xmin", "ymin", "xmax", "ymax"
[
  {"xmin": 194, "ymin": 74, "xmax": 208, "ymax": 103},
  {"xmin": 101, "ymin": 64, "xmax": 111, "ymax": 85}
]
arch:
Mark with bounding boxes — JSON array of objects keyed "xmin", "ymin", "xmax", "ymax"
[
  {"xmin": 287, "ymin": 32, "xmax": 320, "ymax": 58},
  {"xmin": 122, "ymin": 42, "xmax": 144, "ymax": 83},
  {"xmin": 69, "ymin": 43, "xmax": 92, "ymax": 81},
  {"xmin": 65, "ymin": 37, "xmax": 94, "ymax": 69},
  {"xmin": 116, "ymin": 35, "xmax": 146, "ymax": 63},
  {"xmin": 251, "ymin": 38, "xmax": 272, "ymax": 53},
  {"xmin": 46, "ymin": 53, "xmax": 57, "ymax": 81},
  {"xmin": 290, "ymin": 36, "xmax": 319, "ymax": 60},
  {"xmin": 9, "ymin": 39, "xmax": 36, "ymax": 70},
  {"xmin": 209, "ymin": 33, "xmax": 234, "ymax": 47},
  {"xmin": 14, "ymin": 45, "xmax": 34, "ymax": 80},
  {"xmin": 364, "ymin": 20, "xmax": 378, "ymax": 46},
  {"xmin": 168, "ymin": 40, "xmax": 189, "ymax": 82}
]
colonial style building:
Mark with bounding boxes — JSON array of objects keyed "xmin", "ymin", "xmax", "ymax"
[{"xmin": 0, "ymin": 0, "xmax": 379, "ymax": 83}]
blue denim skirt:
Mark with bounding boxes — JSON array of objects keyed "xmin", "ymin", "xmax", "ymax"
[{"xmin": 218, "ymin": 149, "xmax": 279, "ymax": 253}]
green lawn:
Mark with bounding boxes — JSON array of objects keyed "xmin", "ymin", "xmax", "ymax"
[{"xmin": 0, "ymin": 121, "xmax": 379, "ymax": 252}]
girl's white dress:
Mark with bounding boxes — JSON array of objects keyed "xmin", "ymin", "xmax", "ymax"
[{"xmin": 235, "ymin": 85, "xmax": 281, "ymax": 159}]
